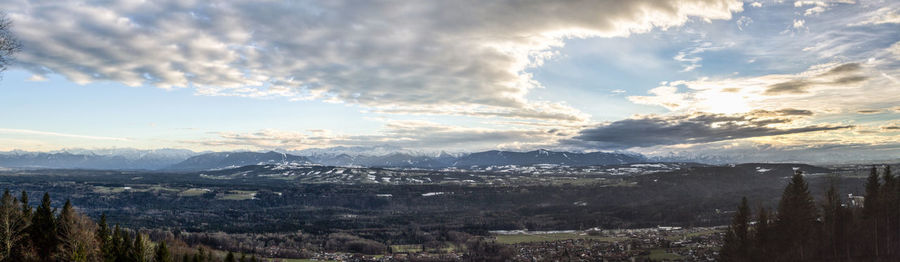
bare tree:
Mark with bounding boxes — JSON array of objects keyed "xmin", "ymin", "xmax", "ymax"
[
  {"xmin": 0, "ymin": 190, "xmax": 28, "ymax": 260},
  {"xmin": 0, "ymin": 11, "xmax": 22, "ymax": 73},
  {"xmin": 57, "ymin": 205, "xmax": 101, "ymax": 262}
]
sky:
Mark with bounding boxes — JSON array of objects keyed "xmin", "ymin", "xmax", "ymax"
[{"xmin": 0, "ymin": 0, "xmax": 898, "ymax": 163}]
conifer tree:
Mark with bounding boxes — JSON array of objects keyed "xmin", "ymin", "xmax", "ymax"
[
  {"xmin": 775, "ymin": 170, "xmax": 818, "ymax": 261},
  {"xmin": 881, "ymin": 165, "xmax": 898, "ymax": 256},
  {"xmin": 822, "ymin": 181, "xmax": 843, "ymax": 260},
  {"xmin": 864, "ymin": 166, "xmax": 881, "ymax": 257},
  {"xmin": 720, "ymin": 197, "xmax": 751, "ymax": 261},
  {"xmin": 224, "ymin": 251, "xmax": 235, "ymax": 262},
  {"xmin": 132, "ymin": 233, "xmax": 146, "ymax": 262},
  {"xmin": 196, "ymin": 246, "xmax": 206, "ymax": 262},
  {"xmin": 30, "ymin": 192, "xmax": 58, "ymax": 260},
  {"xmin": 57, "ymin": 199, "xmax": 74, "ymax": 234},
  {"xmin": 154, "ymin": 241, "xmax": 172, "ymax": 262},
  {"xmin": 753, "ymin": 206, "xmax": 770, "ymax": 261},
  {"xmin": 98, "ymin": 214, "xmax": 116, "ymax": 262},
  {"xmin": 110, "ymin": 225, "xmax": 122, "ymax": 262},
  {"xmin": 19, "ymin": 191, "xmax": 30, "ymax": 219},
  {"xmin": 865, "ymin": 166, "xmax": 880, "ymax": 217}
]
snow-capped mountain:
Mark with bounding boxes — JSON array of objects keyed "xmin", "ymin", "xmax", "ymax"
[
  {"xmin": 166, "ymin": 151, "xmax": 312, "ymax": 171},
  {"xmin": 452, "ymin": 149, "xmax": 646, "ymax": 167},
  {"xmin": 0, "ymin": 148, "xmax": 198, "ymax": 170}
]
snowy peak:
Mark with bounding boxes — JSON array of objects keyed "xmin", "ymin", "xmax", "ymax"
[
  {"xmin": 166, "ymin": 151, "xmax": 312, "ymax": 171},
  {"xmin": 453, "ymin": 150, "xmax": 646, "ymax": 167}
]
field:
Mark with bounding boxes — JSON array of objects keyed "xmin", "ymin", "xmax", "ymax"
[
  {"xmin": 646, "ymin": 248, "xmax": 684, "ymax": 260},
  {"xmin": 493, "ymin": 232, "xmax": 623, "ymax": 244}
]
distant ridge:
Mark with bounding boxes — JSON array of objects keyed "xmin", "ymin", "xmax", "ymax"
[
  {"xmin": 306, "ymin": 149, "xmax": 646, "ymax": 169},
  {"xmin": 452, "ymin": 149, "xmax": 646, "ymax": 167},
  {"xmin": 2, "ymin": 148, "xmax": 648, "ymax": 171},
  {"xmin": 166, "ymin": 151, "xmax": 312, "ymax": 171},
  {"xmin": 0, "ymin": 149, "xmax": 195, "ymax": 170}
]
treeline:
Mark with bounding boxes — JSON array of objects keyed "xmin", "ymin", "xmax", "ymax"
[
  {"xmin": 720, "ymin": 166, "xmax": 895, "ymax": 261},
  {"xmin": 0, "ymin": 190, "xmax": 259, "ymax": 262}
]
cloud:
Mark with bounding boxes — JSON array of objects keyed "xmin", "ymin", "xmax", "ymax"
[
  {"xmin": 0, "ymin": 128, "xmax": 128, "ymax": 141},
  {"xmin": 852, "ymin": 7, "xmax": 900, "ymax": 25},
  {"xmin": 889, "ymin": 41, "xmax": 900, "ymax": 58},
  {"xmin": 736, "ymin": 16, "xmax": 753, "ymax": 31},
  {"xmin": 642, "ymin": 140, "xmax": 900, "ymax": 164},
  {"xmin": 185, "ymin": 120, "xmax": 560, "ymax": 152},
  {"xmin": 856, "ymin": 109, "xmax": 881, "ymax": 114},
  {"xmin": 793, "ymin": 19, "xmax": 806, "ymax": 29},
  {"xmin": 764, "ymin": 62, "xmax": 867, "ymax": 95},
  {"xmin": 1, "ymin": 0, "xmax": 744, "ymax": 122},
  {"xmin": 571, "ymin": 111, "xmax": 852, "ymax": 149},
  {"xmin": 794, "ymin": 0, "xmax": 856, "ymax": 16},
  {"xmin": 673, "ymin": 41, "xmax": 734, "ymax": 72},
  {"xmin": 25, "ymin": 74, "xmax": 46, "ymax": 81},
  {"xmin": 628, "ymin": 62, "xmax": 886, "ymax": 114}
]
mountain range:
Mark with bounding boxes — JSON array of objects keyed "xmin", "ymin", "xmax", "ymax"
[
  {"xmin": 0, "ymin": 149, "xmax": 647, "ymax": 171},
  {"xmin": 0, "ymin": 149, "xmax": 195, "ymax": 170}
]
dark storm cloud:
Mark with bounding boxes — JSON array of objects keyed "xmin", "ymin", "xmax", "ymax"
[
  {"xmin": 764, "ymin": 63, "xmax": 869, "ymax": 95},
  {"xmin": 823, "ymin": 63, "xmax": 862, "ymax": 75},
  {"xmin": 766, "ymin": 80, "xmax": 812, "ymax": 95},
  {"xmin": 571, "ymin": 111, "xmax": 852, "ymax": 149}
]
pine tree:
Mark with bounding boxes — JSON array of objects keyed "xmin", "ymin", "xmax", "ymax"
[
  {"xmin": 30, "ymin": 192, "xmax": 58, "ymax": 260},
  {"xmin": 864, "ymin": 166, "xmax": 881, "ymax": 257},
  {"xmin": 132, "ymin": 233, "xmax": 146, "ymax": 262},
  {"xmin": 57, "ymin": 199, "xmax": 74, "ymax": 235},
  {"xmin": 98, "ymin": 214, "xmax": 116, "ymax": 262},
  {"xmin": 864, "ymin": 166, "xmax": 880, "ymax": 216},
  {"xmin": 775, "ymin": 170, "xmax": 818, "ymax": 261},
  {"xmin": 880, "ymin": 165, "xmax": 898, "ymax": 256},
  {"xmin": 111, "ymin": 225, "xmax": 122, "ymax": 262},
  {"xmin": 720, "ymin": 197, "xmax": 751, "ymax": 261},
  {"xmin": 753, "ymin": 206, "xmax": 770, "ymax": 261},
  {"xmin": 154, "ymin": 241, "xmax": 172, "ymax": 262},
  {"xmin": 224, "ymin": 251, "xmax": 235, "ymax": 262},
  {"xmin": 20, "ymin": 191, "xmax": 30, "ymax": 219},
  {"xmin": 196, "ymin": 247, "xmax": 206, "ymax": 262},
  {"xmin": 822, "ymin": 181, "xmax": 842, "ymax": 260}
]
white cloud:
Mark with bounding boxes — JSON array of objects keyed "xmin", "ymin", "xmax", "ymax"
[
  {"xmin": 736, "ymin": 16, "xmax": 753, "ymax": 31},
  {"xmin": 627, "ymin": 62, "xmax": 894, "ymax": 115},
  {"xmin": 26, "ymin": 74, "xmax": 47, "ymax": 81},
  {"xmin": 673, "ymin": 41, "xmax": 735, "ymax": 72},
  {"xmin": 890, "ymin": 41, "xmax": 900, "ymax": 58},
  {"xmin": 0, "ymin": 128, "xmax": 128, "ymax": 141},
  {"xmin": 794, "ymin": 0, "xmax": 856, "ymax": 16},
  {"xmin": 852, "ymin": 7, "xmax": 900, "ymax": 25},
  {"xmin": 793, "ymin": 19, "xmax": 806, "ymax": 28},
  {"xmin": 186, "ymin": 120, "xmax": 561, "ymax": 152},
  {"xmin": 1, "ymin": 0, "xmax": 744, "ymax": 122}
]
